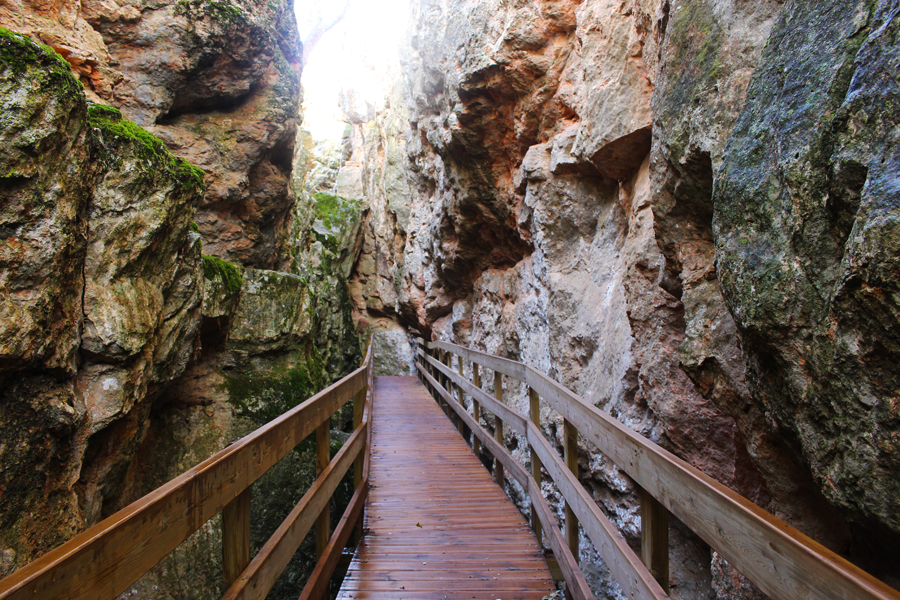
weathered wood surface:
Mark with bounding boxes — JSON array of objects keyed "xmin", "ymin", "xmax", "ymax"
[
  {"xmin": 419, "ymin": 365, "xmax": 591, "ymax": 600},
  {"xmin": 425, "ymin": 340, "xmax": 900, "ymax": 600},
  {"xmin": 221, "ymin": 425, "xmax": 367, "ymax": 600},
  {"xmin": 526, "ymin": 423, "xmax": 667, "ymax": 600},
  {"xmin": 0, "ymin": 366, "xmax": 368, "ymax": 600},
  {"xmin": 299, "ymin": 478, "xmax": 369, "ymax": 600},
  {"xmin": 421, "ymin": 350, "xmax": 527, "ymax": 434},
  {"xmin": 337, "ymin": 376, "xmax": 554, "ymax": 600},
  {"xmin": 223, "ymin": 488, "xmax": 251, "ymax": 586},
  {"xmin": 641, "ymin": 487, "xmax": 670, "ymax": 593},
  {"xmin": 528, "ymin": 387, "xmax": 543, "ymax": 547}
]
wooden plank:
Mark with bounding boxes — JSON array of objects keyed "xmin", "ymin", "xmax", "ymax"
[
  {"xmin": 222, "ymin": 487, "xmax": 251, "ymax": 587},
  {"xmin": 641, "ymin": 487, "xmax": 670, "ymax": 593},
  {"xmin": 419, "ymin": 365, "xmax": 528, "ymax": 485},
  {"xmin": 338, "ymin": 376, "xmax": 553, "ymax": 600},
  {"xmin": 529, "ymin": 387, "xmax": 543, "ymax": 547},
  {"xmin": 352, "ymin": 387, "xmax": 366, "ymax": 545},
  {"xmin": 457, "ymin": 355, "xmax": 466, "ymax": 437},
  {"xmin": 427, "ymin": 340, "xmax": 528, "ymax": 381},
  {"xmin": 523, "ymin": 365, "xmax": 900, "ymax": 600},
  {"xmin": 527, "ymin": 477, "xmax": 594, "ymax": 600},
  {"xmin": 563, "ymin": 418, "xmax": 579, "ymax": 560},
  {"xmin": 494, "ymin": 370, "xmax": 505, "ymax": 488},
  {"xmin": 0, "ymin": 366, "xmax": 368, "ymax": 600},
  {"xmin": 316, "ymin": 419, "xmax": 331, "ymax": 561},
  {"xmin": 220, "ymin": 424, "xmax": 366, "ymax": 600},
  {"xmin": 472, "ymin": 363, "xmax": 482, "ymax": 455},
  {"xmin": 424, "ymin": 367, "xmax": 590, "ymax": 599},
  {"xmin": 526, "ymin": 423, "xmax": 667, "ymax": 600},
  {"xmin": 299, "ymin": 478, "xmax": 368, "ymax": 600}
]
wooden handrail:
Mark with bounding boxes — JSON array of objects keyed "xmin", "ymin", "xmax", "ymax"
[
  {"xmin": 0, "ymin": 336, "xmax": 376, "ymax": 600},
  {"xmin": 418, "ymin": 338, "xmax": 900, "ymax": 600},
  {"xmin": 221, "ymin": 425, "xmax": 367, "ymax": 600}
]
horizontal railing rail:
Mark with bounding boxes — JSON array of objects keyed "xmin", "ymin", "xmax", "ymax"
[
  {"xmin": 417, "ymin": 338, "xmax": 900, "ymax": 600},
  {"xmin": 0, "ymin": 337, "xmax": 375, "ymax": 600}
]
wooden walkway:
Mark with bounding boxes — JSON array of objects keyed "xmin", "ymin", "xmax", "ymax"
[{"xmin": 337, "ymin": 376, "xmax": 555, "ymax": 600}]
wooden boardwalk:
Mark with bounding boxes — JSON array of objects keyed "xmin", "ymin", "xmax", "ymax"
[{"xmin": 337, "ymin": 376, "xmax": 555, "ymax": 600}]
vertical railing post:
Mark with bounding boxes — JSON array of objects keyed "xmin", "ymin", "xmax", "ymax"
[
  {"xmin": 223, "ymin": 487, "xmax": 251, "ymax": 586},
  {"xmin": 528, "ymin": 387, "xmax": 542, "ymax": 547},
  {"xmin": 563, "ymin": 419, "xmax": 579, "ymax": 561},
  {"xmin": 457, "ymin": 355, "xmax": 466, "ymax": 437},
  {"xmin": 441, "ymin": 350, "xmax": 452, "ymax": 417},
  {"xmin": 352, "ymin": 385, "xmax": 366, "ymax": 545},
  {"xmin": 428, "ymin": 345, "xmax": 436, "ymax": 398},
  {"xmin": 316, "ymin": 416, "xmax": 331, "ymax": 565},
  {"xmin": 641, "ymin": 488, "xmax": 670, "ymax": 593},
  {"xmin": 472, "ymin": 363, "xmax": 482, "ymax": 456},
  {"xmin": 493, "ymin": 371, "xmax": 505, "ymax": 488}
]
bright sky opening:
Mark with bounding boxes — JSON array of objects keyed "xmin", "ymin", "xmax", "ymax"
[{"xmin": 295, "ymin": 0, "xmax": 411, "ymax": 142}]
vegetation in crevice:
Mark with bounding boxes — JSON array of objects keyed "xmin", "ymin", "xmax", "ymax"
[
  {"xmin": 88, "ymin": 103, "xmax": 206, "ymax": 191},
  {"xmin": 202, "ymin": 255, "xmax": 243, "ymax": 295}
]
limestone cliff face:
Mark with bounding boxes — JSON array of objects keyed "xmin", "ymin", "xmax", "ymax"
[
  {"xmin": 0, "ymin": 30, "xmax": 204, "ymax": 571},
  {"xmin": 0, "ymin": 2, "xmax": 363, "ymax": 595},
  {"xmin": 348, "ymin": 0, "xmax": 900, "ymax": 596},
  {"xmin": 715, "ymin": 0, "xmax": 900, "ymax": 573},
  {"xmin": 1, "ymin": 0, "xmax": 303, "ymax": 268}
]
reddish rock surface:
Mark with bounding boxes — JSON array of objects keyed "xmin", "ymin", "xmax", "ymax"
[
  {"xmin": 345, "ymin": 0, "xmax": 900, "ymax": 596},
  {"xmin": 1, "ymin": 0, "xmax": 302, "ymax": 269}
]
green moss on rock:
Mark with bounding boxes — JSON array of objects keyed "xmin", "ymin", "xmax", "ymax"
[
  {"xmin": 0, "ymin": 28, "xmax": 72, "ymax": 76},
  {"xmin": 0, "ymin": 28, "xmax": 82, "ymax": 107},
  {"xmin": 224, "ymin": 346, "xmax": 326, "ymax": 423},
  {"xmin": 202, "ymin": 255, "xmax": 242, "ymax": 295},
  {"xmin": 89, "ymin": 105, "xmax": 205, "ymax": 191},
  {"xmin": 313, "ymin": 192, "xmax": 361, "ymax": 230}
]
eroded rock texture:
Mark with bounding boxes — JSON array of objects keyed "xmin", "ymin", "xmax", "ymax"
[
  {"xmin": 0, "ymin": 31, "xmax": 204, "ymax": 570},
  {"xmin": 715, "ymin": 0, "xmax": 900, "ymax": 573},
  {"xmin": 344, "ymin": 0, "xmax": 900, "ymax": 596},
  {"xmin": 0, "ymin": 4, "xmax": 363, "ymax": 596},
  {"xmin": 1, "ymin": 0, "xmax": 303, "ymax": 268}
]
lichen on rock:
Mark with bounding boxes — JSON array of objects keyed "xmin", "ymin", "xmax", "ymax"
[{"xmin": 0, "ymin": 28, "xmax": 207, "ymax": 574}]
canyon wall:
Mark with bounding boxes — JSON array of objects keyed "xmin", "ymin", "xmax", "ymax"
[
  {"xmin": 0, "ymin": 1, "xmax": 364, "ymax": 597},
  {"xmin": 348, "ymin": 0, "xmax": 900, "ymax": 597}
]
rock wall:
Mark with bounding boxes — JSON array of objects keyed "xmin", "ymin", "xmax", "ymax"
[
  {"xmin": 0, "ymin": 30, "xmax": 204, "ymax": 571},
  {"xmin": 1, "ymin": 0, "xmax": 303, "ymax": 268},
  {"xmin": 0, "ymin": 1, "xmax": 365, "ymax": 596},
  {"xmin": 347, "ymin": 0, "xmax": 900, "ymax": 596},
  {"xmin": 714, "ymin": 0, "xmax": 900, "ymax": 575}
]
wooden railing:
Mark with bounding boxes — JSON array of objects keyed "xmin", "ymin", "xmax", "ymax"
[
  {"xmin": 416, "ymin": 338, "xmax": 900, "ymax": 600},
  {"xmin": 0, "ymin": 337, "xmax": 375, "ymax": 600}
]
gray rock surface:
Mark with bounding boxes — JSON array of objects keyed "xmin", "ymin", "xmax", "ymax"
[
  {"xmin": 715, "ymin": 0, "xmax": 900, "ymax": 576},
  {"xmin": 344, "ymin": 0, "xmax": 900, "ymax": 595}
]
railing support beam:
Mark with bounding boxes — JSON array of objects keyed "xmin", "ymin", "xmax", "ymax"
[
  {"xmin": 563, "ymin": 418, "xmax": 579, "ymax": 561},
  {"xmin": 472, "ymin": 363, "xmax": 482, "ymax": 456},
  {"xmin": 457, "ymin": 355, "xmax": 467, "ymax": 437},
  {"xmin": 316, "ymin": 419, "xmax": 331, "ymax": 560},
  {"xmin": 352, "ymin": 387, "xmax": 366, "ymax": 545},
  {"xmin": 223, "ymin": 487, "xmax": 251, "ymax": 587},
  {"xmin": 529, "ymin": 387, "xmax": 542, "ymax": 547},
  {"xmin": 641, "ymin": 487, "xmax": 670, "ymax": 593},
  {"xmin": 494, "ymin": 370, "xmax": 505, "ymax": 488}
]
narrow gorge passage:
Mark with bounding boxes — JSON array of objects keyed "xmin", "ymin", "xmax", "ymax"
[{"xmin": 1, "ymin": 0, "xmax": 899, "ymax": 598}]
